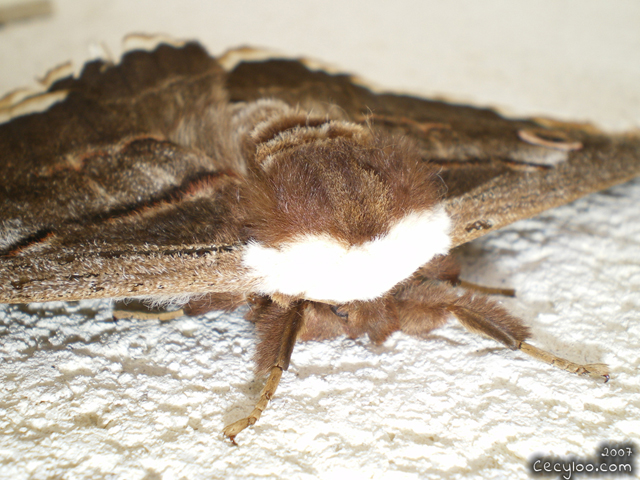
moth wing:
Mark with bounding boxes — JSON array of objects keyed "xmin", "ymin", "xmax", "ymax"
[
  {"xmin": 225, "ymin": 56, "xmax": 640, "ymax": 247},
  {"xmin": 3, "ymin": 43, "xmax": 640, "ymax": 303},
  {"xmin": 0, "ymin": 43, "xmax": 251, "ymax": 303}
]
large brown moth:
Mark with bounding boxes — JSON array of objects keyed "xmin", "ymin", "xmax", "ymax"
[{"xmin": 1, "ymin": 39, "xmax": 639, "ymax": 443}]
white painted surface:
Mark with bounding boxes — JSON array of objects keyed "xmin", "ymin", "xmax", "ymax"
[{"xmin": 0, "ymin": 2, "xmax": 638, "ymax": 479}]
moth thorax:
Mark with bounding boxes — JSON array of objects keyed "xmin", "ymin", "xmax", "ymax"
[
  {"xmin": 237, "ymin": 100, "xmax": 366, "ymax": 170},
  {"xmin": 240, "ymin": 102, "xmax": 450, "ymax": 302}
]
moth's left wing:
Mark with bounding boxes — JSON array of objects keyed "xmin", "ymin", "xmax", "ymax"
[
  {"xmin": 0, "ymin": 43, "xmax": 254, "ymax": 303},
  {"xmin": 224, "ymin": 55, "xmax": 640, "ymax": 247}
]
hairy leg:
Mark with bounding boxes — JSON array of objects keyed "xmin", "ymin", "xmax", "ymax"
[
  {"xmin": 394, "ymin": 279, "xmax": 609, "ymax": 381},
  {"xmin": 223, "ymin": 299, "xmax": 305, "ymax": 443}
]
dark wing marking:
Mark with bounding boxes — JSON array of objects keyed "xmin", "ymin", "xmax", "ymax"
[
  {"xmin": 0, "ymin": 43, "xmax": 240, "ymax": 249},
  {"xmin": 0, "ymin": 43, "xmax": 252, "ymax": 303}
]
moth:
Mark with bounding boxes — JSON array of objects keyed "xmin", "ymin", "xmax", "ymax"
[{"xmin": 1, "ymin": 38, "xmax": 638, "ymax": 443}]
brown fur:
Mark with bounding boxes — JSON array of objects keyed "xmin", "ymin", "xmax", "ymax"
[
  {"xmin": 250, "ymin": 111, "xmax": 337, "ymax": 146},
  {"xmin": 278, "ymin": 254, "xmax": 527, "ymax": 350},
  {"xmin": 393, "ymin": 275, "xmax": 530, "ymax": 345},
  {"xmin": 340, "ymin": 296, "xmax": 400, "ymax": 344},
  {"xmin": 414, "ymin": 254, "xmax": 462, "ymax": 284},
  {"xmin": 449, "ymin": 293, "xmax": 531, "ymax": 347},
  {"xmin": 297, "ymin": 302, "xmax": 346, "ymax": 342},
  {"xmin": 250, "ymin": 299, "xmax": 305, "ymax": 375},
  {"xmin": 184, "ymin": 292, "xmax": 247, "ymax": 315},
  {"xmin": 395, "ymin": 282, "xmax": 457, "ymax": 337},
  {"xmin": 292, "ymin": 271, "xmax": 530, "ymax": 353},
  {"xmin": 242, "ymin": 120, "xmax": 443, "ymax": 248}
]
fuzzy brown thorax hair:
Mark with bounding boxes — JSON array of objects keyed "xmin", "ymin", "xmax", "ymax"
[{"xmin": 236, "ymin": 100, "xmax": 452, "ymax": 303}]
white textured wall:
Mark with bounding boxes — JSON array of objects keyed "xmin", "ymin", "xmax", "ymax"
[{"xmin": 0, "ymin": 2, "xmax": 638, "ymax": 479}]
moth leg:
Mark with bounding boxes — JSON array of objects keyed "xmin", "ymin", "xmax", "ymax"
[
  {"xmin": 114, "ymin": 293, "xmax": 247, "ymax": 320},
  {"xmin": 183, "ymin": 292, "xmax": 247, "ymax": 316},
  {"xmin": 112, "ymin": 308, "xmax": 184, "ymax": 321},
  {"xmin": 457, "ymin": 279, "xmax": 516, "ymax": 297},
  {"xmin": 448, "ymin": 301, "xmax": 609, "ymax": 382},
  {"xmin": 414, "ymin": 254, "xmax": 515, "ymax": 296},
  {"xmin": 396, "ymin": 279, "xmax": 609, "ymax": 381},
  {"xmin": 222, "ymin": 366, "xmax": 283, "ymax": 444},
  {"xmin": 447, "ymin": 302, "xmax": 528, "ymax": 351},
  {"xmin": 112, "ymin": 300, "xmax": 185, "ymax": 321},
  {"xmin": 517, "ymin": 341, "xmax": 609, "ymax": 382},
  {"xmin": 223, "ymin": 300, "xmax": 305, "ymax": 443}
]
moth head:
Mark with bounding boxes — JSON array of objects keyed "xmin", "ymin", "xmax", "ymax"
[{"xmin": 242, "ymin": 120, "xmax": 451, "ymax": 303}]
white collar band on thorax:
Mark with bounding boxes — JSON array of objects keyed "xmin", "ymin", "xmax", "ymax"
[{"xmin": 242, "ymin": 206, "xmax": 452, "ymax": 303}]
